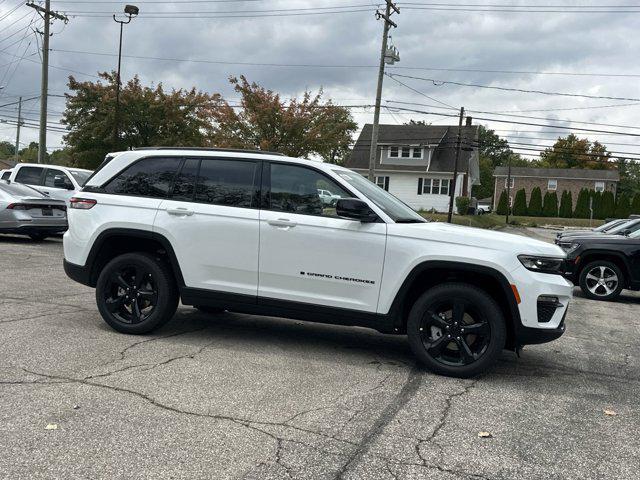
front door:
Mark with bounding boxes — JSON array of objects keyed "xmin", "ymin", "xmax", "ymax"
[
  {"xmin": 154, "ymin": 157, "xmax": 261, "ymax": 297},
  {"xmin": 258, "ymin": 162, "xmax": 387, "ymax": 313}
]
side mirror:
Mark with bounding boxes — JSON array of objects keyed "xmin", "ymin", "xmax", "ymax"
[
  {"xmin": 54, "ymin": 175, "xmax": 73, "ymax": 190},
  {"xmin": 620, "ymin": 229, "xmax": 631, "ymax": 236},
  {"xmin": 336, "ymin": 198, "xmax": 378, "ymax": 223}
]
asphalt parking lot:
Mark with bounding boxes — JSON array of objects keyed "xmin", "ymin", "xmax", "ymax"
[{"xmin": 1, "ymin": 232, "xmax": 639, "ymax": 480}]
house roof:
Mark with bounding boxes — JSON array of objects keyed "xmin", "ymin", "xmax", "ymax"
[
  {"xmin": 0, "ymin": 158, "xmax": 17, "ymax": 170},
  {"xmin": 493, "ymin": 166, "xmax": 620, "ymax": 181},
  {"xmin": 345, "ymin": 124, "xmax": 479, "ymax": 173}
]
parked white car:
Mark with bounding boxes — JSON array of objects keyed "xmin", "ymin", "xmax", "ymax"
[
  {"xmin": 9, "ymin": 163, "xmax": 92, "ymax": 203},
  {"xmin": 476, "ymin": 202, "xmax": 492, "ymax": 215},
  {"xmin": 317, "ymin": 188, "xmax": 341, "ymax": 206},
  {"xmin": 63, "ymin": 147, "xmax": 571, "ymax": 378}
]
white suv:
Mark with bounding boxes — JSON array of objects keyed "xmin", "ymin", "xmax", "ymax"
[
  {"xmin": 63, "ymin": 148, "xmax": 572, "ymax": 377},
  {"xmin": 9, "ymin": 163, "xmax": 92, "ymax": 203}
]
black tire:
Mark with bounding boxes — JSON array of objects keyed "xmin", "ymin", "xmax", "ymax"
[
  {"xmin": 407, "ymin": 283, "xmax": 506, "ymax": 378},
  {"xmin": 28, "ymin": 233, "xmax": 47, "ymax": 241},
  {"xmin": 96, "ymin": 252, "xmax": 179, "ymax": 334},
  {"xmin": 194, "ymin": 305, "xmax": 225, "ymax": 314},
  {"xmin": 578, "ymin": 260, "xmax": 624, "ymax": 301}
]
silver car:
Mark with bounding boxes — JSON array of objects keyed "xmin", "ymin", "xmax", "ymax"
[{"xmin": 0, "ymin": 180, "xmax": 67, "ymax": 241}]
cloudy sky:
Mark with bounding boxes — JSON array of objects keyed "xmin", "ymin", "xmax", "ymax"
[{"xmin": 1, "ymin": 0, "xmax": 639, "ymax": 161}]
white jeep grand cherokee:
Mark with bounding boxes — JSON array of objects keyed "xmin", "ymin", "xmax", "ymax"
[{"xmin": 64, "ymin": 148, "xmax": 572, "ymax": 377}]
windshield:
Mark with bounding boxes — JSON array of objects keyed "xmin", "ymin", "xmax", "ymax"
[
  {"xmin": 608, "ymin": 219, "xmax": 639, "ymax": 235},
  {"xmin": 69, "ymin": 170, "xmax": 91, "ymax": 186},
  {"xmin": 595, "ymin": 219, "xmax": 623, "ymax": 232},
  {"xmin": 333, "ymin": 169, "xmax": 426, "ymax": 223}
]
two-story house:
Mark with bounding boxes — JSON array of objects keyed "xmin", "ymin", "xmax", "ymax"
[{"xmin": 344, "ymin": 123, "xmax": 480, "ymax": 212}]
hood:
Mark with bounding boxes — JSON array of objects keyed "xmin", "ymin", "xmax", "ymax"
[
  {"xmin": 561, "ymin": 234, "xmax": 637, "ymax": 246},
  {"xmin": 557, "ymin": 229, "xmax": 596, "ymax": 238},
  {"xmin": 389, "ymin": 222, "xmax": 564, "ymax": 256}
]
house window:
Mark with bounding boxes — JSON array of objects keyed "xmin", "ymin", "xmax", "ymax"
[
  {"xmin": 505, "ymin": 177, "xmax": 514, "ymax": 189},
  {"xmin": 420, "ymin": 178, "xmax": 451, "ymax": 195},
  {"xmin": 412, "ymin": 148, "xmax": 422, "ymax": 159},
  {"xmin": 388, "ymin": 146, "xmax": 423, "ymax": 159},
  {"xmin": 548, "ymin": 179, "xmax": 557, "ymax": 191},
  {"xmin": 375, "ymin": 176, "xmax": 390, "ymax": 191},
  {"xmin": 595, "ymin": 181, "xmax": 605, "ymax": 192},
  {"xmin": 401, "ymin": 147, "xmax": 411, "ymax": 158},
  {"xmin": 389, "ymin": 146, "xmax": 399, "ymax": 158}
]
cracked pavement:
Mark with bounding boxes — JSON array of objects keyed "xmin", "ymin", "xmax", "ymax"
[{"xmin": 1, "ymin": 234, "xmax": 639, "ymax": 479}]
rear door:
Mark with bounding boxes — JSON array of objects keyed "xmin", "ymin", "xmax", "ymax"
[
  {"xmin": 41, "ymin": 168, "xmax": 76, "ymax": 202},
  {"xmin": 258, "ymin": 162, "xmax": 387, "ymax": 312},
  {"xmin": 154, "ymin": 157, "xmax": 261, "ymax": 297}
]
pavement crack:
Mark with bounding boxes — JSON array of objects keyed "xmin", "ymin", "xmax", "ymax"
[{"xmin": 334, "ymin": 366, "xmax": 423, "ymax": 479}]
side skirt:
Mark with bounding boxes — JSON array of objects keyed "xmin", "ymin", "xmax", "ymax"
[{"xmin": 180, "ymin": 287, "xmax": 397, "ymax": 334}]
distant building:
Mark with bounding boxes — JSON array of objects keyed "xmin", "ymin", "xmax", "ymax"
[
  {"xmin": 493, "ymin": 167, "xmax": 620, "ymax": 206},
  {"xmin": 345, "ymin": 124, "xmax": 480, "ymax": 212}
]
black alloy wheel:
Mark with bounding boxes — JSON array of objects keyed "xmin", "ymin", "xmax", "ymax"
[
  {"xmin": 96, "ymin": 252, "xmax": 178, "ymax": 334},
  {"xmin": 407, "ymin": 283, "xmax": 506, "ymax": 378}
]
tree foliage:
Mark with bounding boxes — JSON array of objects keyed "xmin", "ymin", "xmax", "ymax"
[
  {"xmin": 590, "ymin": 190, "xmax": 602, "ymax": 219},
  {"xmin": 539, "ymin": 134, "xmax": 614, "ymax": 170},
  {"xmin": 601, "ymin": 191, "xmax": 616, "ymax": 219},
  {"xmin": 559, "ymin": 190, "xmax": 573, "ymax": 218},
  {"xmin": 631, "ymin": 194, "xmax": 640, "ymax": 215},
  {"xmin": 0, "ymin": 141, "xmax": 16, "ymax": 159},
  {"xmin": 615, "ymin": 192, "xmax": 631, "ymax": 219},
  {"xmin": 573, "ymin": 189, "xmax": 590, "ymax": 218},
  {"xmin": 616, "ymin": 158, "xmax": 640, "ymax": 198},
  {"xmin": 543, "ymin": 191, "xmax": 558, "ymax": 217},
  {"xmin": 528, "ymin": 187, "xmax": 543, "ymax": 217},
  {"xmin": 496, "ymin": 190, "xmax": 509, "ymax": 215},
  {"xmin": 207, "ymin": 76, "xmax": 357, "ymax": 164},
  {"xmin": 512, "ymin": 188, "xmax": 527, "ymax": 216}
]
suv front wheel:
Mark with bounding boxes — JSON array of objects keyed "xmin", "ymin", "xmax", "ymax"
[
  {"xmin": 407, "ymin": 283, "xmax": 506, "ymax": 378},
  {"xmin": 578, "ymin": 260, "xmax": 624, "ymax": 301},
  {"xmin": 96, "ymin": 252, "xmax": 179, "ymax": 334}
]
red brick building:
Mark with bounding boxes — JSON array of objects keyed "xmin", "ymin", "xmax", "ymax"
[{"xmin": 493, "ymin": 167, "xmax": 619, "ymax": 207}]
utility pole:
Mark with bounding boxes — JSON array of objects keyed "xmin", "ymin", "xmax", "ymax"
[
  {"xmin": 14, "ymin": 96, "xmax": 22, "ymax": 162},
  {"xmin": 506, "ymin": 156, "xmax": 512, "ymax": 224},
  {"xmin": 368, "ymin": 0, "xmax": 400, "ymax": 181},
  {"xmin": 447, "ymin": 107, "xmax": 465, "ymax": 223},
  {"xmin": 27, "ymin": 1, "xmax": 68, "ymax": 164}
]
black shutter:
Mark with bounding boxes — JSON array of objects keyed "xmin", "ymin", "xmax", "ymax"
[
  {"xmin": 384, "ymin": 176, "xmax": 390, "ymax": 191},
  {"xmin": 417, "ymin": 178, "xmax": 423, "ymax": 195}
]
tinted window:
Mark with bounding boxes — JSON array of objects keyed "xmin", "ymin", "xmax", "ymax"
[
  {"xmin": 70, "ymin": 170, "xmax": 91, "ymax": 186},
  {"xmin": 44, "ymin": 169, "xmax": 73, "ymax": 189},
  {"xmin": 104, "ymin": 157, "xmax": 181, "ymax": 198},
  {"xmin": 194, "ymin": 159, "xmax": 258, "ymax": 208},
  {"xmin": 171, "ymin": 158, "xmax": 199, "ymax": 201},
  {"xmin": 15, "ymin": 166, "xmax": 43, "ymax": 185},
  {"xmin": 269, "ymin": 163, "xmax": 351, "ymax": 217},
  {"xmin": 1, "ymin": 171, "xmax": 10, "ymax": 180}
]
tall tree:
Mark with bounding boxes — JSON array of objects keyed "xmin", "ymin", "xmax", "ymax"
[
  {"xmin": 496, "ymin": 190, "xmax": 509, "ymax": 215},
  {"xmin": 0, "ymin": 141, "xmax": 16, "ymax": 159},
  {"xmin": 543, "ymin": 192, "xmax": 559, "ymax": 217},
  {"xmin": 512, "ymin": 188, "xmax": 527, "ymax": 216},
  {"xmin": 63, "ymin": 72, "xmax": 217, "ymax": 169},
  {"xmin": 528, "ymin": 187, "xmax": 543, "ymax": 216},
  {"xmin": 559, "ymin": 191, "xmax": 573, "ymax": 218},
  {"xmin": 615, "ymin": 192, "xmax": 631, "ymax": 219},
  {"xmin": 601, "ymin": 191, "xmax": 616, "ymax": 219},
  {"xmin": 574, "ymin": 188, "xmax": 590, "ymax": 218},
  {"xmin": 631, "ymin": 194, "xmax": 640, "ymax": 215},
  {"xmin": 207, "ymin": 76, "xmax": 357, "ymax": 163},
  {"xmin": 616, "ymin": 158, "xmax": 640, "ymax": 198},
  {"xmin": 539, "ymin": 134, "xmax": 614, "ymax": 170}
]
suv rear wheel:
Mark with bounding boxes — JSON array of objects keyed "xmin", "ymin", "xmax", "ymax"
[
  {"xmin": 578, "ymin": 260, "xmax": 624, "ymax": 301},
  {"xmin": 407, "ymin": 283, "xmax": 506, "ymax": 378},
  {"xmin": 96, "ymin": 252, "xmax": 179, "ymax": 334}
]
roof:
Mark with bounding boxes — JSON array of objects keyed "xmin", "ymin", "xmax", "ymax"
[
  {"xmin": 493, "ymin": 166, "xmax": 620, "ymax": 181},
  {"xmin": 0, "ymin": 158, "xmax": 17, "ymax": 170},
  {"xmin": 345, "ymin": 124, "xmax": 479, "ymax": 173}
]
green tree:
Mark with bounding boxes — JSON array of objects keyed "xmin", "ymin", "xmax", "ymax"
[
  {"xmin": 471, "ymin": 126, "xmax": 528, "ymax": 200},
  {"xmin": 543, "ymin": 191, "xmax": 559, "ymax": 217},
  {"xmin": 63, "ymin": 72, "xmax": 217, "ymax": 168},
  {"xmin": 496, "ymin": 190, "xmax": 509, "ymax": 215},
  {"xmin": 539, "ymin": 134, "xmax": 613, "ymax": 170},
  {"xmin": 574, "ymin": 188, "xmax": 590, "ymax": 218},
  {"xmin": 589, "ymin": 190, "xmax": 602, "ymax": 219},
  {"xmin": 615, "ymin": 192, "xmax": 631, "ymax": 218},
  {"xmin": 0, "ymin": 141, "xmax": 16, "ymax": 159},
  {"xmin": 631, "ymin": 193, "xmax": 640, "ymax": 215},
  {"xmin": 208, "ymin": 75, "xmax": 357, "ymax": 164},
  {"xmin": 617, "ymin": 158, "xmax": 640, "ymax": 198},
  {"xmin": 512, "ymin": 188, "xmax": 527, "ymax": 216},
  {"xmin": 559, "ymin": 190, "xmax": 573, "ymax": 218},
  {"xmin": 601, "ymin": 191, "xmax": 616, "ymax": 219},
  {"xmin": 528, "ymin": 187, "xmax": 543, "ymax": 216}
]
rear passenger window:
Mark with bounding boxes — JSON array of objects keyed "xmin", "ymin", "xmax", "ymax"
[
  {"xmin": 171, "ymin": 158, "xmax": 199, "ymax": 201},
  {"xmin": 15, "ymin": 167, "xmax": 43, "ymax": 185},
  {"xmin": 1, "ymin": 171, "xmax": 10, "ymax": 180},
  {"xmin": 195, "ymin": 159, "xmax": 258, "ymax": 208},
  {"xmin": 104, "ymin": 157, "xmax": 181, "ymax": 198}
]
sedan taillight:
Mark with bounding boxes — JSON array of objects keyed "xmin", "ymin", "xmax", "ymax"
[
  {"xmin": 69, "ymin": 197, "xmax": 97, "ymax": 209},
  {"xmin": 6, "ymin": 203, "xmax": 28, "ymax": 210}
]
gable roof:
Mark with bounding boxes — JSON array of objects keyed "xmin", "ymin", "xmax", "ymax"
[
  {"xmin": 493, "ymin": 166, "xmax": 620, "ymax": 181},
  {"xmin": 345, "ymin": 124, "xmax": 479, "ymax": 173}
]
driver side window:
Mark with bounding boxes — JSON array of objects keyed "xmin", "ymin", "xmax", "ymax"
[
  {"xmin": 267, "ymin": 163, "xmax": 351, "ymax": 217},
  {"xmin": 44, "ymin": 169, "xmax": 73, "ymax": 189}
]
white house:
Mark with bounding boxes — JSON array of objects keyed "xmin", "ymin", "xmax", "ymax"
[{"xmin": 345, "ymin": 124, "xmax": 480, "ymax": 212}]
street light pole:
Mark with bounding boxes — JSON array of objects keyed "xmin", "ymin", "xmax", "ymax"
[{"xmin": 112, "ymin": 5, "xmax": 139, "ymax": 146}]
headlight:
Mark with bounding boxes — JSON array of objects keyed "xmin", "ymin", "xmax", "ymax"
[
  {"xmin": 558, "ymin": 242, "xmax": 580, "ymax": 254},
  {"xmin": 518, "ymin": 255, "xmax": 565, "ymax": 274}
]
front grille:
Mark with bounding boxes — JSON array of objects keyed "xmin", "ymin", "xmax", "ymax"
[{"xmin": 537, "ymin": 296, "xmax": 562, "ymax": 323}]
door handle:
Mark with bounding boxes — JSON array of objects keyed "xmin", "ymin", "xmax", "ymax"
[
  {"xmin": 267, "ymin": 218, "xmax": 297, "ymax": 228},
  {"xmin": 167, "ymin": 207, "xmax": 194, "ymax": 216}
]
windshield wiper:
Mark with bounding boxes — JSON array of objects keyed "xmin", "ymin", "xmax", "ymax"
[{"xmin": 395, "ymin": 218, "xmax": 426, "ymax": 224}]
